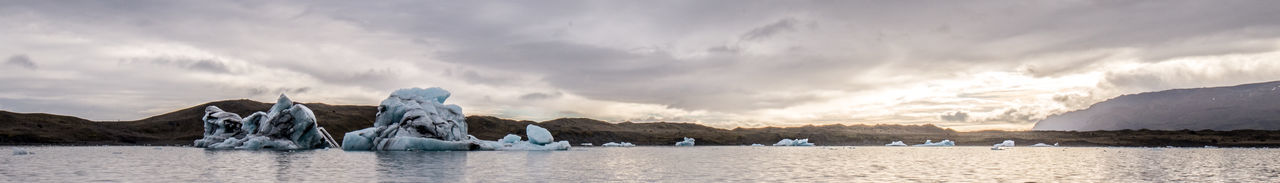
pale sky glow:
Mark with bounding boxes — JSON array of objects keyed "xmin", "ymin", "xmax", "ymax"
[{"xmin": 3, "ymin": 1, "xmax": 1280, "ymax": 130}]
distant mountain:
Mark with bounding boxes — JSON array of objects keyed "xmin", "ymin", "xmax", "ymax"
[
  {"xmin": 0, "ymin": 99, "xmax": 375, "ymax": 145},
  {"xmin": 1034, "ymin": 80, "xmax": 1280, "ymax": 131},
  {"xmin": 0, "ymin": 99, "xmax": 955, "ymax": 146},
  {"xmin": 4, "ymin": 98, "xmax": 1280, "ymax": 147}
]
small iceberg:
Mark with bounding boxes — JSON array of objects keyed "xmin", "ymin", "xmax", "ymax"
[
  {"xmin": 773, "ymin": 138, "xmax": 815, "ymax": 146},
  {"xmin": 675, "ymin": 137, "xmax": 696, "ymax": 146},
  {"xmin": 750, "ymin": 144, "xmax": 765, "ymax": 146},
  {"xmin": 12, "ymin": 148, "xmax": 32, "ymax": 155},
  {"xmin": 885, "ymin": 141, "xmax": 907, "ymax": 146},
  {"xmin": 602, "ymin": 142, "xmax": 635, "ymax": 147},
  {"xmin": 912, "ymin": 139, "xmax": 955, "ymax": 147},
  {"xmin": 1204, "ymin": 145, "xmax": 1219, "ymax": 148},
  {"xmin": 1030, "ymin": 143, "xmax": 1058, "ymax": 147},
  {"xmin": 991, "ymin": 140, "xmax": 1015, "ymax": 150}
]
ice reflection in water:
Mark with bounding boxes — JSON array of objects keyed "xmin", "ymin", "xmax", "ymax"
[{"xmin": 2, "ymin": 146, "xmax": 1279, "ymax": 182}]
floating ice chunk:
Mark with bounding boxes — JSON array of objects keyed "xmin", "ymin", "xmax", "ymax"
[
  {"xmin": 885, "ymin": 141, "xmax": 908, "ymax": 146},
  {"xmin": 12, "ymin": 148, "xmax": 32, "ymax": 155},
  {"xmin": 602, "ymin": 142, "xmax": 635, "ymax": 147},
  {"xmin": 993, "ymin": 140, "xmax": 1015, "ymax": 147},
  {"xmin": 196, "ymin": 94, "xmax": 327, "ymax": 150},
  {"xmin": 773, "ymin": 138, "xmax": 816, "ymax": 146},
  {"xmin": 341, "ymin": 88, "xmax": 569, "ymax": 151},
  {"xmin": 1030, "ymin": 143, "xmax": 1057, "ymax": 147},
  {"xmin": 193, "ymin": 106, "xmax": 243, "ymax": 147},
  {"xmin": 580, "ymin": 143, "xmax": 593, "ymax": 146},
  {"xmin": 913, "ymin": 139, "xmax": 955, "ymax": 147},
  {"xmin": 750, "ymin": 144, "xmax": 765, "ymax": 146},
  {"xmin": 675, "ymin": 137, "xmax": 696, "ymax": 146},
  {"xmin": 1204, "ymin": 145, "xmax": 1218, "ymax": 148},
  {"xmin": 499, "ymin": 134, "xmax": 522, "ymax": 144},
  {"xmin": 526, "ymin": 125, "xmax": 553, "ymax": 145}
]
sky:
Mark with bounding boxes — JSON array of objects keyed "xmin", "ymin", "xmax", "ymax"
[{"xmin": 3, "ymin": 1, "xmax": 1280, "ymax": 131}]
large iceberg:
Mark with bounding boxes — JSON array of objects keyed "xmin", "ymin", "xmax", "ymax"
[
  {"xmin": 773, "ymin": 138, "xmax": 815, "ymax": 146},
  {"xmin": 885, "ymin": 141, "xmax": 907, "ymax": 146},
  {"xmin": 341, "ymin": 87, "xmax": 569, "ymax": 151},
  {"xmin": 602, "ymin": 142, "xmax": 636, "ymax": 147},
  {"xmin": 675, "ymin": 137, "xmax": 695, "ymax": 146},
  {"xmin": 194, "ymin": 94, "xmax": 328, "ymax": 150},
  {"xmin": 913, "ymin": 139, "xmax": 955, "ymax": 147}
]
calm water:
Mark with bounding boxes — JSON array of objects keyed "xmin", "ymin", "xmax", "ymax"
[{"xmin": 3, "ymin": 146, "xmax": 1279, "ymax": 182}]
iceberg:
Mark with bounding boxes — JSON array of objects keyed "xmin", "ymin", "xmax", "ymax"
[
  {"xmin": 675, "ymin": 137, "xmax": 696, "ymax": 146},
  {"xmin": 194, "ymin": 94, "xmax": 328, "ymax": 150},
  {"xmin": 773, "ymin": 138, "xmax": 816, "ymax": 146},
  {"xmin": 12, "ymin": 148, "xmax": 32, "ymax": 155},
  {"xmin": 750, "ymin": 144, "xmax": 765, "ymax": 146},
  {"xmin": 885, "ymin": 141, "xmax": 907, "ymax": 146},
  {"xmin": 993, "ymin": 140, "xmax": 1015, "ymax": 147},
  {"xmin": 1030, "ymin": 143, "xmax": 1057, "ymax": 147},
  {"xmin": 913, "ymin": 139, "xmax": 955, "ymax": 147},
  {"xmin": 991, "ymin": 140, "xmax": 1015, "ymax": 150},
  {"xmin": 341, "ymin": 87, "xmax": 570, "ymax": 151},
  {"xmin": 602, "ymin": 142, "xmax": 636, "ymax": 147}
]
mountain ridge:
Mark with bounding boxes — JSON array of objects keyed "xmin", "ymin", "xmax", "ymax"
[
  {"xmin": 1034, "ymin": 80, "xmax": 1280, "ymax": 131},
  {"xmin": 3, "ymin": 97, "xmax": 1279, "ymax": 147}
]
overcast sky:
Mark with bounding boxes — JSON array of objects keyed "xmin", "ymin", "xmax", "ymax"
[{"xmin": 3, "ymin": 1, "xmax": 1280, "ymax": 130}]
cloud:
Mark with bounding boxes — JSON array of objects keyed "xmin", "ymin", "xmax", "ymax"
[
  {"xmin": 1, "ymin": 0, "xmax": 1279, "ymax": 131},
  {"xmin": 518, "ymin": 92, "xmax": 562, "ymax": 101},
  {"xmin": 740, "ymin": 18, "xmax": 798, "ymax": 41},
  {"xmin": 5, "ymin": 54, "xmax": 36, "ymax": 70},
  {"xmin": 939, "ymin": 111, "xmax": 969, "ymax": 122}
]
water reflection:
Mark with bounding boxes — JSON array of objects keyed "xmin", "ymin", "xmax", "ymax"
[
  {"xmin": 4, "ymin": 146, "xmax": 1280, "ymax": 182},
  {"xmin": 375, "ymin": 151, "xmax": 468, "ymax": 182}
]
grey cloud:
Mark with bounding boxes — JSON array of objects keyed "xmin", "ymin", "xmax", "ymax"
[
  {"xmin": 740, "ymin": 18, "xmax": 798, "ymax": 41},
  {"xmin": 4, "ymin": 0, "xmax": 1280, "ymax": 128},
  {"xmin": 123, "ymin": 57, "xmax": 233, "ymax": 73},
  {"xmin": 519, "ymin": 92, "xmax": 562, "ymax": 101},
  {"xmin": 984, "ymin": 109, "xmax": 1038, "ymax": 124},
  {"xmin": 6, "ymin": 54, "xmax": 36, "ymax": 70},
  {"xmin": 187, "ymin": 59, "xmax": 231, "ymax": 73},
  {"xmin": 246, "ymin": 87, "xmax": 312, "ymax": 96},
  {"xmin": 939, "ymin": 111, "xmax": 969, "ymax": 122}
]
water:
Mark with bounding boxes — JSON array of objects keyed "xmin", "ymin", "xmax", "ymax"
[{"xmin": 3, "ymin": 146, "xmax": 1279, "ymax": 182}]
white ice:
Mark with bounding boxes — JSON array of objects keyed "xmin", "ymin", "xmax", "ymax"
[
  {"xmin": 773, "ymin": 138, "xmax": 816, "ymax": 146},
  {"xmin": 12, "ymin": 148, "xmax": 32, "ymax": 155},
  {"xmin": 341, "ymin": 87, "xmax": 569, "ymax": 151},
  {"xmin": 885, "ymin": 141, "xmax": 908, "ymax": 146},
  {"xmin": 602, "ymin": 142, "xmax": 635, "ymax": 147},
  {"xmin": 675, "ymin": 137, "xmax": 696, "ymax": 146},
  {"xmin": 992, "ymin": 140, "xmax": 1016, "ymax": 149},
  {"xmin": 499, "ymin": 134, "xmax": 522, "ymax": 144},
  {"xmin": 195, "ymin": 94, "xmax": 327, "ymax": 150},
  {"xmin": 526, "ymin": 125, "xmax": 554, "ymax": 145},
  {"xmin": 1030, "ymin": 143, "xmax": 1057, "ymax": 147},
  {"xmin": 750, "ymin": 144, "xmax": 765, "ymax": 146},
  {"xmin": 913, "ymin": 139, "xmax": 955, "ymax": 147}
]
